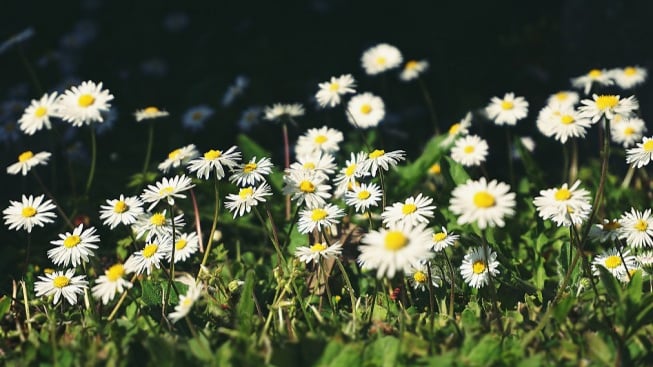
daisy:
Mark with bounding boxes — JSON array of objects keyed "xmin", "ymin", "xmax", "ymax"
[
  {"xmin": 315, "ymin": 74, "xmax": 356, "ymax": 108},
  {"xmin": 134, "ymin": 106, "xmax": 169, "ymax": 122},
  {"xmin": 132, "ymin": 210, "xmax": 185, "ymax": 241},
  {"xmin": 610, "ymin": 66, "xmax": 647, "ymax": 90},
  {"xmin": 618, "ymin": 208, "xmax": 653, "ymax": 248},
  {"xmin": 47, "ymin": 224, "xmax": 99, "ymax": 267},
  {"xmin": 626, "ymin": 136, "xmax": 653, "ymax": 168},
  {"xmin": 588, "ymin": 219, "xmax": 622, "ymax": 244},
  {"xmin": 407, "ymin": 261, "xmax": 440, "ymax": 291},
  {"xmin": 546, "ymin": 91, "xmax": 579, "ymax": 109},
  {"xmin": 441, "ymin": 112, "xmax": 472, "ymax": 147},
  {"xmin": 295, "ymin": 241, "xmax": 343, "ymax": 264},
  {"xmin": 357, "ymin": 223, "xmax": 434, "ymax": 279},
  {"xmin": 238, "ymin": 106, "xmax": 262, "ymax": 132},
  {"xmin": 187, "ymin": 146, "xmax": 241, "ymax": 180},
  {"xmin": 361, "ymin": 43, "xmax": 403, "ymax": 75},
  {"xmin": 533, "ymin": 180, "xmax": 592, "ymax": 227},
  {"xmin": 450, "ymin": 135, "xmax": 489, "ymax": 166},
  {"xmin": 158, "ymin": 144, "xmax": 199, "ymax": 173},
  {"xmin": 6, "ymin": 150, "xmax": 51, "ymax": 176},
  {"xmin": 449, "ymin": 177, "xmax": 516, "ymax": 229},
  {"xmin": 56, "ymin": 80, "xmax": 114, "ymax": 127},
  {"xmin": 427, "ymin": 163, "xmax": 446, "ymax": 185},
  {"xmin": 3, "ymin": 194, "xmax": 57, "ymax": 233},
  {"xmin": 431, "ymin": 227, "xmax": 460, "ymax": 252},
  {"xmin": 288, "ymin": 152, "xmax": 336, "ymax": 180},
  {"xmin": 34, "ymin": 269, "xmax": 88, "ymax": 305},
  {"xmin": 295, "ymin": 126, "xmax": 344, "ymax": 155},
  {"xmin": 229, "ymin": 156, "xmax": 274, "ymax": 186},
  {"xmin": 182, "ymin": 105, "xmax": 214, "ymax": 131},
  {"xmin": 536, "ymin": 106, "xmax": 592, "ymax": 143},
  {"xmin": 459, "ymin": 247, "xmax": 500, "ymax": 288},
  {"xmin": 611, "ymin": 117, "xmax": 646, "ymax": 148},
  {"xmin": 224, "ymin": 182, "xmax": 272, "ymax": 218},
  {"xmin": 167, "ymin": 231, "xmax": 200, "ymax": 263},
  {"xmin": 283, "ymin": 170, "xmax": 332, "ymax": 208},
  {"xmin": 578, "ymin": 94, "xmax": 639, "ymax": 123},
  {"xmin": 18, "ymin": 92, "xmax": 58, "ymax": 135},
  {"xmin": 485, "ymin": 92, "xmax": 529, "ymax": 126},
  {"xmin": 346, "ymin": 92, "xmax": 385, "ymax": 129},
  {"xmin": 124, "ymin": 239, "xmax": 170, "ymax": 275},
  {"xmin": 592, "ymin": 248, "xmax": 637, "ymax": 279},
  {"xmin": 359, "ymin": 149, "xmax": 405, "ymax": 177},
  {"xmin": 333, "ymin": 152, "xmax": 369, "ymax": 197},
  {"xmin": 297, "ymin": 203, "xmax": 344, "ymax": 234},
  {"xmin": 140, "ymin": 174, "xmax": 195, "ymax": 211},
  {"xmin": 99, "ymin": 194, "xmax": 144, "ymax": 229},
  {"xmin": 399, "ymin": 60, "xmax": 429, "ymax": 82},
  {"xmin": 637, "ymin": 251, "xmax": 653, "ymax": 274},
  {"xmin": 345, "ymin": 182, "xmax": 382, "ymax": 213},
  {"xmin": 92, "ymin": 263, "xmax": 133, "ymax": 305},
  {"xmin": 168, "ymin": 275, "xmax": 202, "ymax": 323},
  {"xmin": 381, "ymin": 194, "xmax": 436, "ymax": 227},
  {"xmin": 263, "ymin": 103, "xmax": 304, "ymax": 122},
  {"xmin": 571, "ymin": 68, "xmax": 614, "ymax": 95},
  {"xmin": 221, "ymin": 75, "xmax": 249, "ymax": 107}
]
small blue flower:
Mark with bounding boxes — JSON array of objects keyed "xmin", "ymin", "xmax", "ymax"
[{"xmin": 182, "ymin": 105, "xmax": 214, "ymax": 132}]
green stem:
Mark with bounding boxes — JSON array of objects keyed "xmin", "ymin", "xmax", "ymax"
[
  {"xmin": 417, "ymin": 76, "xmax": 439, "ymax": 135},
  {"xmin": 142, "ymin": 122, "xmax": 154, "ymax": 178},
  {"xmin": 107, "ymin": 274, "xmax": 138, "ymax": 321},
  {"xmin": 198, "ymin": 178, "xmax": 220, "ymax": 278},
  {"xmin": 442, "ymin": 250, "xmax": 456, "ymax": 319},
  {"xmin": 282, "ymin": 122, "xmax": 291, "ymax": 220},
  {"xmin": 84, "ymin": 126, "xmax": 97, "ymax": 196},
  {"xmin": 480, "ymin": 232, "xmax": 503, "ymax": 334},
  {"xmin": 335, "ymin": 258, "xmax": 357, "ymax": 338}
]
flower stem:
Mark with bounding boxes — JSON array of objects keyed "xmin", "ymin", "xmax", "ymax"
[
  {"xmin": 189, "ymin": 188, "xmax": 204, "ymax": 253},
  {"xmin": 198, "ymin": 178, "xmax": 220, "ymax": 278},
  {"xmin": 107, "ymin": 274, "xmax": 138, "ymax": 321},
  {"xmin": 335, "ymin": 258, "xmax": 357, "ymax": 338},
  {"xmin": 32, "ymin": 170, "xmax": 73, "ymax": 229},
  {"xmin": 417, "ymin": 76, "xmax": 439, "ymax": 135},
  {"xmin": 84, "ymin": 126, "xmax": 97, "ymax": 197},
  {"xmin": 141, "ymin": 122, "xmax": 154, "ymax": 179},
  {"xmin": 442, "ymin": 250, "xmax": 456, "ymax": 318},
  {"xmin": 282, "ymin": 122, "xmax": 291, "ymax": 220}
]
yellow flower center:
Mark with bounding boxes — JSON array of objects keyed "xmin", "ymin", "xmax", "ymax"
[
  {"xmin": 604, "ymin": 255, "xmax": 622, "ymax": 269},
  {"xmin": 34, "ymin": 106, "xmax": 47, "ymax": 117},
  {"xmin": 588, "ymin": 69, "xmax": 602, "ymax": 78},
  {"xmin": 53, "ymin": 276, "xmax": 70, "ymax": 288},
  {"xmin": 144, "ymin": 106, "xmax": 160, "ymax": 114},
  {"xmin": 501, "ymin": 101, "xmax": 514, "ymax": 110},
  {"xmin": 238, "ymin": 187, "xmax": 254, "ymax": 199},
  {"xmin": 204, "ymin": 149, "xmax": 222, "ymax": 160},
  {"xmin": 303, "ymin": 162, "xmax": 316, "ymax": 170},
  {"xmin": 159, "ymin": 186, "xmax": 174, "ymax": 196},
  {"xmin": 595, "ymin": 95, "xmax": 619, "ymax": 111},
  {"xmin": 78, "ymin": 94, "xmax": 95, "ymax": 107},
  {"xmin": 310, "ymin": 242, "xmax": 327, "ymax": 252},
  {"xmin": 463, "ymin": 145, "xmax": 475, "ymax": 154},
  {"xmin": 635, "ymin": 219, "xmax": 648, "ymax": 231},
  {"xmin": 175, "ymin": 239, "xmax": 187, "ymax": 250},
  {"xmin": 405, "ymin": 60, "xmax": 419, "ymax": 70},
  {"xmin": 624, "ymin": 127, "xmax": 635, "ymax": 136},
  {"xmin": 384, "ymin": 231, "xmax": 408, "ymax": 251},
  {"xmin": 624, "ymin": 67, "xmax": 637, "ymax": 76},
  {"xmin": 376, "ymin": 56, "xmax": 386, "ymax": 66},
  {"xmin": 413, "ymin": 271, "xmax": 427, "ymax": 283},
  {"xmin": 369, "ymin": 149, "xmax": 385, "ymax": 159},
  {"xmin": 21, "ymin": 206, "xmax": 37, "ymax": 218},
  {"xmin": 106, "ymin": 264, "xmax": 125, "ymax": 281},
  {"xmin": 357, "ymin": 190, "xmax": 371, "ymax": 200},
  {"xmin": 472, "ymin": 260, "xmax": 486, "ymax": 274},
  {"xmin": 311, "ymin": 208, "xmax": 328, "ymax": 221},
  {"xmin": 18, "ymin": 151, "xmax": 34, "ymax": 162},
  {"xmin": 63, "ymin": 235, "xmax": 81, "ymax": 248},
  {"xmin": 448, "ymin": 123, "xmax": 461, "ymax": 135},
  {"xmin": 643, "ymin": 140, "xmax": 653, "ymax": 152},
  {"xmin": 142, "ymin": 244, "xmax": 158, "ymax": 258},
  {"xmin": 150, "ymin": 213, "xmax": 166, "ymax": 226},
  {"xmin": 328, "ymin": 82, "xmax": 340, "ymax": 91},
  {"xmin": 314, "ymin": 135, "xmax": 328, "ymax": 144},
  {"xmin": 561, "ymin": 115, "xmax": 575, "ymax": 125},
  {"xmin": 243, "ymin": 163, "xmax": 257, "ymax": 173},
  {"xmin": 113, "ymin": 200, "xmax": 128, "ymax": 213},
  {"xmin": 473, "ymin": 191, "xmax": 495, "ymax": 208},
  {"xmin": 168, "ymin": 149, "xmax": 181, "ymax": 160},
  {"xmin": 554, "ymin": 188, "xmax": 571, "ymax": 201},
  {"xmin": 433, "ymin": 232, "xmax": 447, "ymax": 242},
  {"xmin": 555, "ymin": 92, "xmax": 568, "ymax": 101},
  {"xmin": 192, "ymin": 111, "xmax": 203, "ymax": 120},
  {"xmin": 345, "ymin": 164, "xmax": 357, "ymax": 177},
  {"xmin": 360, "ymin": 104, "xmax": 372, "ymax": 114},
  {"xmin": 402, "ymin": 203, "xmax": 417, "ymax": 215},
  {"xmin": 299, "ymin": 180, "xmax": 315, "ymax": 193},
  {"xmin": 428, "ymin": 163, "xmax": 441, "ymax": 175}
]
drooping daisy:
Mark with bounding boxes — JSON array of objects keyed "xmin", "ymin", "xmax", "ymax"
[
  {"xmin": 92, "ymin": 263, "xmax": 133, "ymax": 305},
  {"xmin": 295, "ymin": 241, "xmax": 343, "ymax": 264},
  {"xmin": 134, "ymin": 106, "xmax": 169, "ymax": 122},
  {"xmin": 47, "ymin": 224, "xmax": 99, "ymax": 267},
  {"xmin": 361, "ymin": 43, "xmax": 403, "ymax": 75},
  {"xmin": 187, "ymin": 146, "xmax": 241, "ymax": 180},
  {"xmin": 132, "ymin": 210, "xmax": 185, "ymax": 241},
  {"xmin": 536, "ymin": 106, "xmax": 592, "ymax": 144},
  {"xmin": 571, "ymin": 68, "xmax": 614, "ymax": 95},
  {"xmin": 626, "ymin": 136, "xmax": 653, "ymax": 168},
  {"xmin": 431, "ymin": 227, "xmax": 460, "ymax": 252},
  {"xmin": 3, "ymin": 194, "xmax": 57, "ymax": 233},
  {"xmin": 315, "ymin": 74, "xmax": 357, "ymax": 108},
  {"xmin": 546, "ymin": 91, "xmax": 579, "ymax": 109},
  {"xmin": 140, "ymin": 174, "xmax": 195, "ymax": 211},
  {"xmin": 124, "ymin": 239, "xmax": 170, "ymax": 275},
  {"xmin": 588, "ymin": 219, "xmax": 622, "ymax": 244},
  {"xmin": 168, "ymin": 275, "xmax": 202, "ymax": 323},
  {"xmin": 18, "ymin": 92, "xmax": 58, "ymax": 135},
  {"xmin": 357, "ymin": 223, "xmax": 434, "ymax": 279},
  {"xmin": 167, "ymin": 231, "xmax": 200, "ymax": 263},
  {"xmin": 399, "ymin": 60, "xmax": 429, "ymax": 82},
  {"xmin": 459, "ymin": 246, "xmax": 500, "ymax": 289},
  {"xmin": 346, "ymin": 92, "xmax": 385, "ymax": 129},
  {"xmin": 158, "ymin": 144, "xmax": 199, "ymax": 174},
  {"xmin": 56, "ymin": 80, "xmax": 114, "ymax": 127},
  {"xmin": 295, "ymin": 126, "xmax": 344, "ymax": 155},
  {"xmin": 333, "ymin": 152, "xmax": 369, "ymax": 197},
  {"xmin": 297, "ymin": 203, "xmax": 344, "ymax": 234},
  {"xmin": 263, "ymin": 103, "xmax": 305, "ymax": 122},
  {"xmin": 288, "ymin": 151, "xmax": 337, "ymax": 180},
  {"xmin": 591, "ymin": 248, "xmax": 637, "ymax": 279},
  {"xmin": 450, "ymin": 135, "xmax": 489, "ymax": 167},
  {"xmin": 449, "ymin": 177, "xmax": 516, "ymax": 229},
  {"xmin": 578, "ymin": 94, "xmax": 639, "ymax": 123},
  {"xmin": 406, "ymin": 261, "xmax": 440, "ymax": 291},
  {"xmin": 441, "ymin": 112, "xmax": 472, "ymax": 147},
  {"xmin": 345, "ymin": 182, "xmax": 382, "ymax": 213},
  {"xmin": 610, "ymin": 66, "xmax": 648, "ymax": 90},
  {"xmin": 99, "ymin": 194, "xmax": 144, "ymax": 229},
  {"xmin": 359, "ymin": 149, "xmax": 405, "ymax": 177},
  {"xmin": 34, "ymin": 269, "xmax": 88, "ymax": 305},
  {"xmin": 229, "ymin": 156, "xmax": 274, "ymax": 186},
  {"xmin": 533, "ymin": 180, "xmax": 592, "ymax": 227},
  {"xmin": 381, "ymin": 194, "xmax": 436, "ymax": 227},
  {"xmin": 485, "ymin": 92, "xmax": 529, "ymax": 126},
  {"xmin": 182, "ymin": 105, "xmax": 214, "ymax": 131},
  {"xmin": 224, "ymin": 182, "xmax": 272, "ymax": 218},
  {"xmin": 283, "ymin": 170, "xmax": 332, "ymax": 209},
  {"xmin": 6, "ymin": 150, "xmax": 51, "ymax": 176},
  {"xmin": 611, "ymin": 117, "xmax": 646, "ymax": 148},
  {"xmin": 618, "ymin": 208, "xmax": 653, "ymax": 248}
]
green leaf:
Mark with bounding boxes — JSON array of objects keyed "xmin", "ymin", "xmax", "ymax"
[
  {"xmin": 626, "ymin": 269, "xmax": 643, "ymax": 304},
  {"xmin": 444, "ymin": 156, "xmax": 469, "ymax": 185},
  {"xmin": 466, "ymin": 335, "xmax": 501, "ymax": 365},
  {"xmin": 236, "ymin": 269, "xmax": 255, "ymax": 335},
  {"xmin": 188, "ymin": 334, "xmax": 213, "ymax": 362},
  {"xmin": 127, "ymin": 171, "xmax": 158, "ymax": 188},
  {"xmin": 394, "ymin": 134, "xmax": 446, "ymax": 191},
  {"xmin": 0, "ymin": 295, "xmax": 10, "ymax": 319},
  {"xmin": 597, "ymin": 265, "xmax": 622, "ymax": 301},
  {"xmin": 363, "ymin": 336, "xmax": 400, "ymax": 367},
  {"xmin": 237, "ymin": 134, "xmax": 270, "ymax": 159}
]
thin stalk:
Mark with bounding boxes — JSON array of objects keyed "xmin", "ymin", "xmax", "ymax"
[
  {"xmin": 107, "ymin": 274, "xmax": 138, "ymax": 321},
  {"xmin": 480, "ymin": 232, "xmax": 503, "ymax": 334},
  {"xmin": 141, "ymin": 122, "xmax": 155, "ymax": 180},
  {"xmin": 621, "ymin": 165, "xmax": 635, "ymax": 189},
  {"xmin": 569, "ymin": 139, "xmax": 579, "ymax": 184},
  {"xmin": 335, "ymin": 257, "xmax": 357, "ymax": 337},
  {"xmin": 417, "ymin": 76, "xmax": 439, "ymax": 135},
  {"xmin": 198, "ymin": 178, "xmax": 220, "ymax": 278},
  {"xmin": 84, "ymin": 126, "xmax": 97, "ymax": 196},
  {"xmin": 32, "ymin": 170, "xmax": 73, "ymax": 229},
  {"xmin": 189, "ymin": 188, "xmax": 204, "ymax": 253},
  {"xmin": 282, "ymin": 122, "xmax": 291, "ymax": 220},
  {"xmin": 253, "ymin": 207, "xmax": 286, "ymax": 269},
  {"xmin": 318, "ymin": 259, "xmax": 335, "ymax": 311},
  {"xmin": 505, "ymin": 127, "xmax": 515, "ymax": 186},
  {"xmin": 442, "ymin": 250, "xmax": 456, "ymax": 318},
  {"xmin": 281, "ymin": 205, "xmax": 301, "ymax": 249},
  {"xmin": 379, "ymin": 169, "xmax": 386, "ymax": 211},
  {"xmin": 426, "ymin": 263, "xmax": 436, "ymax": 333},
  {"xmin": 21, "ymin": 280, "xmax": 31, "ymax": 333},
  {"xmin": 164, "ymin": 204, "xmax": 179, "ymax": 312}
]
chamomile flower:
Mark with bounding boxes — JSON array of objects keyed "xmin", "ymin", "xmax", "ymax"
[
  {"xmin": 134, "ymin": 106, "xmax": 169, "ymax": 122},
  {"xmin": 263, "ymin": 103, "xmax": 304, "ymax": 122},
  {"xmin": 3, "ymin": 194, "xmax": 57, "ymax": 233},
  {"xmin": 124, "ymin": 239, "xmax": 170, "ymax": 275},
  {"xmin": 359, "ymin": 149, "xmax": 405, "ymax": 177},
  {"xmin": 592, "ymin": 248, "xmax": 637, "ymax": 279},
  {"xmin": 224, "ymin": 182, "xmax": 272, "ymax": 218},
  {"xmin": 56, "ymin": 80, "xmax": 114, "ymax": 127},
  {"xmin": 18, "ymin": 92, "xmax": 58, "ymax": 135},
  {"xmin": 34, "ymin": 269, "xmax": 88, "ymax": 305},
  {"xmin": 282, "ymin": 171, "xmax": 332, "ymax": 208},
  {"xmin": 346, "ymin": 92, "xmax": 385, "ymax": 128},
  {"xmin": 167, "ymin": 231, "xmax": 200, "ymax": 263},
  {"xmin": 431, "ymin": 227, "xmax": 459, "ymax": 252},
  {"xmin": 485, "ymin": 92, "xmax": 529, "ymax": 126},
  {"xmin": 158, "ymin": 144, "xmax": 199, "ymax": 173},
  {"xmin": 536, "ymin": 106, "xmax": 592, "ymax": 143},
  {"xmin": 168, "ymin": 276, "xmax": 202, "ymax": 323},
  {"xmin": 140, "ymin": 174, "xmax": 195, "ymax": 211},
  {"xmin": 610, "ymin": 66, "xmax": 647, "ymax": 90},
  {"xmin": 133, "ymin": 210, "xmax": 185, "ymax": 241},
  {"xmin": 6, "ymin": 150, "xmax": 51, "ymax": 176},
  {"xmin": 345, "ymin": 182, "xmax": 382, "ymax": 213},
  {"xmin": 92, "ymin": 263, "xmax": 133, "ymax": 305},
  {"xmin": 626, "ymin": 136, "xmax": 653, "ymax": 168},
  {"xmin": 288, "ymin": 152, "xmax": 336, "ymax": 180},
  {"xmin": 99, "ymin": 194, "xmax": 144, "ymax": 229},
  {"xmin": 588, "ymin": 219, "xmax": 622, "ymax": 244},
  {"xmin": 399, "ymin": 60, "xmax": 429, "ymax": 81},
  {"xmin": 295, "ymin": 126, "xmax": 344, "ymax": 155},
  {"xmin": 381, "ymin": 194, "xmax": 436, "ymax": 227},
  {"xmin": 47, "ymin": 224, "xmax": 99, "ymax": 267},
  {"xmin": 297, "ymin": 203, "xmax": 344, "ymax": 234},
  {"xmin": 361, "ymin": 43, "xmax": 403, "ymax": 75},
  {"xmin": 187, "ymin": 146, "xmax": 242, "ymax": 180},
  {"xmin": 533, "ymin": 180, "xmax": 592, "ymax": 227},
  {"xmin": 618, "ymin": 208, "xmax": 653, "ymax": 248},
  {"xmin": 229, "ymin": 156, "xmax": 274, "ymax": 186},
  {"xmin": 295, "ymin": 241, "xmax": 343, "ymax": 264},
  {"xmin": 449, "ymin": 177, "xmax": 516, "ymax": 229},
  {"xmin": 450, "ymin": 135, "xmax": 488, "ymax": 167},
  {"xmin": 460, "ymin": 247, "xmax": 500, "ymax": 288},
  {"xmin": 333, "ymin": 152, "xmax": 369, "ymax": 197},
  {"xmin": 315, "ymin": 74, "xmax": 357, "ymax": 108},
  {"xmin": 407, "ymin": 262, "xmax": 440, "ymax": 291},
  {"xmin": 441, "ymin": 112, "xmax": 472, "ymax": 147},
  {"xmin": 357, "ymin": 224, "xmax": 434, "ymax": 279},
  {"xmin": 571, "ymin": 68, "xmax": 614, "ymax": 95},
  {"xmin": 546, "ymin": 91, "xmax": 579, "ymax": 109},
  {"xmin": 183, "ymin": 105, "xmax": 215, "ymax": 131},
  {"xmin": 578, "ymin": 94, "xmax": 639, "ymax": 123},
  {"xmin": 611, "ymin": 117, "xmax": 646, "ymax": 147}
]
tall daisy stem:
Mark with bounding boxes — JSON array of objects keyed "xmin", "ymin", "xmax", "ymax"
[
  {"xmin": 417, "ymin": 77, "xmax": 439, "ymax": 135},
  {"xmin": 442, "ymin": 250, "xmax": 456, "ymax": 318},
  {"xmin": 189, "ymin": 188, "xmax": 204, "ymax": 253},
  {"xmin": 84, "ymin": 126, "xmax": 97, "ymax": 196},
  {"xmin": 198, "ymin": 178, "xmax": 220, "ymax": 278},
  {"xmin": 569, "ymin": 139, "xmax": 579, "ymax": 184},
  {"xmin": 282, "ymin": 122, "xmax": 291, "ymax": 220},
  {"xmin": 107, "ymin": 274, "xmax": 138, "ymax": 321},
  {"xmin": 481, "ymin": 231, "xmax": 503, "ymax": 334},
  {"xmin": 621, "ymin": 165, "xmax": 636, "ymax": 189},
  {"xmin": 164, "ymin": 204, "xmax": 179, "ymax": 312},
  {"xmin": 335, "ymin": 258, "xmax": 357, "ymax": 337},
  {"xmin": 142, "ymin": 122, "xmax": 154, "ymax": 177}
]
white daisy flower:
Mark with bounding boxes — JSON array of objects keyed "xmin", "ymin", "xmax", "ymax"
[
  {"xmin": 6, "ymin": 150, "xmax": 51, "ymax": 176},
  {"xmin": 333, "ymin": 152, "xmax": 370, "ymax": 197},
  {"xmin": 459, "ymin": 246, "xmax": 500, "ymax": 289},
  {"xmin": 381, "ymin": 194, "xmax": 436, "ymax": 227},
  {"xmin": 168, "ymin": 275, "xmax": 202, "ymax": 323},
  {"xmin": 140, "ymin": 174, "xmax": 195, "ymax": 211},
  {"xmin": 297, "ymin": 203, "xmax": 344, "ymax": 234},
  {"xmin": 92, "ymin": 263, "xmax": 133, "ymax": 305},
  {"xmin": 167, "ymin": 231, "xmax": 200, "ymax": 263},
  {"xmin": 224, "ymin": 182, "xmax": 272, "ymax": 218},
  {"xmin": 229, "ymin": 156, "xmax": 274, "ymax": 186},
  {"xmin": 533, "ymin": 180, "xmax": 592, "ymax": 227},
  {"xmin": 611, "ymin": 117, "xmax": 646, "ymax": 148},
  {"xmin": 124, "ymin": 239, "xmax": 170, "ymax": 275},
  {"xmin": 592, "ymin": 248, "xmax": 637, "ymax": 279},
  {"xmin": 407, "ymin": 262, "xmax": 440, "ymax": 291},
  {"xmin": 47, "ymin": 224, "xmax": 99, "ymax": 267},
  {"xmin": 99, "ymin": 194, "xmax": 144, "ymax": 229},
  {"xmin": 626, "ymin": 136, "xmax": 653, "ymax": 168},
  {"xmin": 361, "ymin": 43, "xmax": 403, "ymax": 75},
  {"xmin": 359, "ymin": 149, "xmax": 405, "ymax": 177},
  {"xmin": 295, "ymin": 126, "xmax": 344, "ymax": 155},
  {"xmin": 34, "ymin": 269, "xmax": 88, "ymax": 305},
  {"xmin": 441, "ymin": 112, "xmax": 472, "ymax": 147},
  {"xmin": 610, "ymin": 66, "xmax": 647, "ymax": 90},
  {"xmin": 346, "ymin": 92, "xmax": 385, "ymax": 129},
  {"xmin": 450, "ymin": 134, "xmax": 489, "ymax": 167},
  {"xmin": 578, "ymin": 94, "xmax": 639, "ymax": 123},
  {"xmin": 345, "ymin": 182, "xmax": 382, "ymax": 213},
  {"xmin": 588, "ymin": 219, "xmax": 622, "ymax": 244},
  {"xmin": 538, "ymin": 106, "xmax": 593, "ymax": 143},
  {"xmin": 18, "ymin": 92, "xmax": 58, "ymax": 135},
  {"xmin": 134, "ymin": 106, "xmax": 169, "ymax": 122},
  {"xmin": 618, "ymin": 208, "xmax": 653, "ymax": 248},
  {"xmin": 315, "ymin": 74, "xmax": 356, "ymax": 108},
  {"xmin": 357, "ymin": 223, "xmax": 434, "ymax": 279},
  {"xmin": 571, "ymin": 68, "xmax": 614, "ymax": 95},
  {"xmin": 158, "ymin": 144, "xmax": 199, "ymax": 174},
  {"xmin": 431, "ymin": 227, "xmax": 459, "ymax": 252},
  {"xmin": 3, "ymin": 194, "xmax": 57, "ymax": 233},
  {"xmin": 263, "ymin": 103, "xmax": 304, "ymax": 122},
  {"xmin": 399, "ymin": 60, "xmax": 429, "ymax": 81},
  {"xmin": 449, "ymin": 177, "xmax": 516, "ymax": 229},
  {"xmin": 282, "ymin": 170, "xmax": 332, "ymax": 209},
  {"xmin": 132, "ymin": 210, "xmax": 185, "ymax": 241},
  {"xmin": 546, "ymin": 91, "xmax": 579, "ymax": 109},
  {"xmin": 485, "ymin": 92, "xmax": 529, "ymax": 126},
  {"xmin": 295, "ymin": 241, "xmax": 343, "ymax": 264},
  {"xmin": 187, "ymin": 146, "xmax": 241, "ymax": 180},
  {"xmin": 288, "ymin": 151, "xmax": 336, "ymax": 180},
  {"xmin": 56, "ymin": 80, "xmax": 114, "ymax": 127}
]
